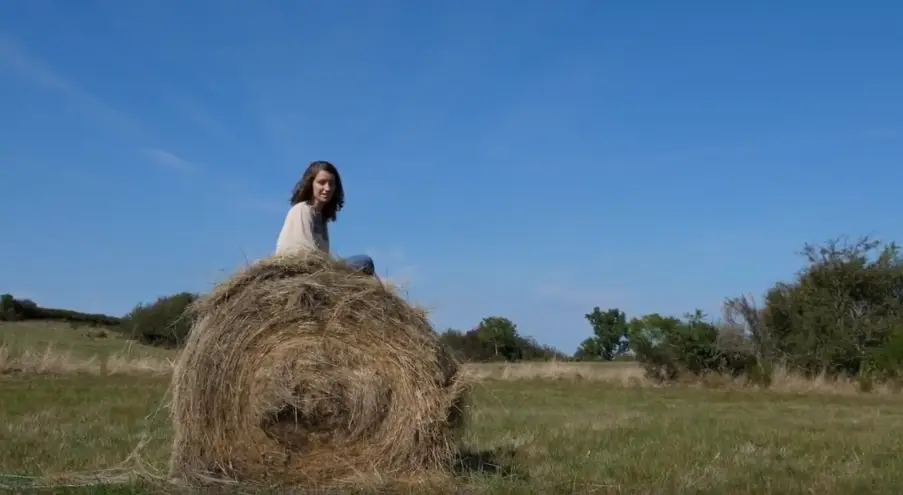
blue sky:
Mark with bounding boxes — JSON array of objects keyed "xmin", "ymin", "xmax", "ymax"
[{"xmin": 1, "ymin": 1, "xmax": 901, "ymax": 353}]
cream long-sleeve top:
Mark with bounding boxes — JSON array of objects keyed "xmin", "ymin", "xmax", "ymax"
[{"xmin": 275, "ymin": 202, "xmax": 330, "ymax": 255}]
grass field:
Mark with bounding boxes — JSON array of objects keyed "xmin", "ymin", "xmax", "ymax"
[
  {"xmin": 3, "ymin": 321, "xmax": 903, "ymax": 494},
  {"xmin": 0, "ymin": 321, "xmax": 176, "ymax": 376}
]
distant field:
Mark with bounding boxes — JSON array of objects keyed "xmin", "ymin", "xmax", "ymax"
[
  {"xmin": 2, "ymin": 321, "xmax": 903, "ymax": 494},
  {"xmin": 0, "ymin": 321, "xmax": 175, "ymax": 376},
  {"xmin": 0, "ymin": 321, "xmax": 175, "ymax": 359}
]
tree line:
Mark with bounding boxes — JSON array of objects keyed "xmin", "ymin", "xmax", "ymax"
[
  {"xmin": 0, "ymin": 294, "xmax": 122, "ymax": 327},
  {"xmin": 4, "ymin": 236, "xmax": 903, "ymax": 384},
  {"xmin": 569, "ymin": 237, "xmax": 903, "ymax": 385}
]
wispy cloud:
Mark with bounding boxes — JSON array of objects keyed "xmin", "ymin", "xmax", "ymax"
[
  {"xmin": 363, "ymin": 247, "xmax": 421, "ymax": 290},
  {"xmin": 168, "ymin": 93, "xmax": 232, "ymax": 140},
  {"xmin": 849, "ymin": 127, "xmax": 902, "ymax": 140},
  {"xmin": 533, "ymin": 284, "xmax": 627, "ymax": 311},
  {"xmin": 530, "ymin": 264, "xmax": 627, "ymax": 311},
  {"xmin": 212, "ymin": 176, "xmax": 284, "ymax": 213},
  {"xmin": 0, "ymin": 34, "xmax": 146, "ymax": 138},
  {"xmin": 138, "ymin": 148, "xmax": 285, "ymax": 214},
  {"xmin": 383, "ymin": 264, "xmax": 420, "ymax": 292},
  {"xmin": 139, "ymin": 148, "xmax": 200, "ymax": 172},
  {"xmin": 0, "ymin": 34, "xmax": 280, "ymax": 215},
  {"xmin": 0, "ymin": 35, "xmax": 72, "ymax": 92},
  {"xmin": 228, "ymin": 196, "xmax": 284, "ymax": 214},
  {"xmin": 644, "ymin": 125, "xmax": 903, "ymax": 168}
]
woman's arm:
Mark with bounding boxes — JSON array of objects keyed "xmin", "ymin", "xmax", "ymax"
[{"xmin": 275, "ymin": 203, "xmax": 318, "ymax": 255}]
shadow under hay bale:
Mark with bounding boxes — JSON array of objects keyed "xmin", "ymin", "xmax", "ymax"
[
  {"xmin": 168, "ymin": 252, "xmax": 469, "ymax": 488},
  {"xmin": 453, "ymin": 446, "xmax": 525, "ymax": 479}
]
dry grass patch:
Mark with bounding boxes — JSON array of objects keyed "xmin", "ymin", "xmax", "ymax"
[
  {"xmin": 0, "ymin": 344, "xmax": 172, "ymax": 376},
  {"xmin": 2, "ymin": 344, "xmax": 900, "ymax": 398},
  {"xmin": 0, "ymin": 321, "xmax": 176, "ymax": 377},
  {"xmin": 465, "ymin": 360, "xmax": 645, "ymax": 384},
  {"xmin": 469, "ymin": 360, "xmax": 903, "ymax": 396},
  {"xmin": 0, "ymin": 321, "xmax": 174, "ymax": 359}
]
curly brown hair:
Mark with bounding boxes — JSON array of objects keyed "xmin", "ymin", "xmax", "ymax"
[{"xmin": 289, "ymin": 160, "xmax": 345, "ymax": 222}]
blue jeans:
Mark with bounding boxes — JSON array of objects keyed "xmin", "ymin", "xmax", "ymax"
[{"xmin": 342, "ymin": 254, "xmax": 375, "ymax": 275}]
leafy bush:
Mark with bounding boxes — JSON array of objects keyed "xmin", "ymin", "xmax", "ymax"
[
  {"xmin": 0, "ymin": 293, "xmax": 18, "ymax": 321},
  {"xmin": 121, "ymin": 292, "xmax": 199, "ymax": 348},
  {"xmin": 726, "ymin": 237, "xmax": 903, "ymax": 379},
  {"xmin": 627, "ymin": 310, "xmax": 758, "ymax": 382},
  {"xmin": 573, "ymin": 308, "xmax": 629, "ymax": 361},
  {"xmin": 438, "ymin": 316, "xmax": 569, "ymax": 362}
]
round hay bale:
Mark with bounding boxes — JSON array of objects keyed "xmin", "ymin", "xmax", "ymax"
[{"xmin": 168, "ymin": 252, "xmax": 468, "ymax": 487}]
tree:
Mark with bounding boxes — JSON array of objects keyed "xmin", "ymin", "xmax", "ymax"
[
  {"xmin": 574, "ymin": 307, "xmax": 629, "ymax": 361},
  {"xmin": 626, "ymin": 310, "xmax": 756, "ymax": 381},
  {"xmin": 120, "ymin": 292, "xmax": 199, "ymax": 348},
  {"xmin": 626, "ymin": 312, "xmax": 684, "ymax": 380},
  {"xmin": 0, "ymin": 293, "xmax": 17, "ymax": 321},
  {"xmin": 727, "ymin": 236, "xmax": 903, "ymax": 378},
  {"xmin": 437, "ymin": 328, "xmax": 466, "ymax": 351},
  {"xmin": 438, "ymin": 317, "xmax": 567, "ymax": 362},
  {"xmin": 474, "ymin": 316, "xmax": 521, "ymax": 361}
]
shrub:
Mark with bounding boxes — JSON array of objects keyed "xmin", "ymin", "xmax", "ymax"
[
  {"xmin": 438, "ymin": 317, "xmax": 569, "ymax": 362},
  {"xmin": 629, "ymin": 310, "xmax": 758, "ymax": 381},
  {"xmin": 0, "ymin": 293, "xmax": 19, "ymax": 321},
  {"xmin": 121, "ymin": 292, "xmax": 199, "ymax": 348},
  {"xmin": 573, "ymin": 308, "xmax": 629, "ymax": 361},
  {"xmin": 726, "ymin": 236, "xmax": 903, "ymax": 379}
]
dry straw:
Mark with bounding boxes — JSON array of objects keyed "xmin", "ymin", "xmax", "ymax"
[{"xmin": 168, "ymin": 251, "xmax": 468, "ymax": 488}]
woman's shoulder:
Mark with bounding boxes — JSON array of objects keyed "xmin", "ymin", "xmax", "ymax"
[{"xmin": 288, "ymin": 201, "xmax": 314, "ymax": 216}]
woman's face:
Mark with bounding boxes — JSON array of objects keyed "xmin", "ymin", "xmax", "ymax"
[{"xmin": 312, "ymin": 169, "xmax": 336, "ymax": 206}]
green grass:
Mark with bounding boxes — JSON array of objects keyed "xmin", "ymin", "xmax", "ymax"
[
  {"xmin": 3, "ymin": 321, "xmax": 903, "ymax": 493},
  {"xmin": 2, "ymin": 374, "xmax": 903, "ymax": 494},
  {"xmin": 0, "ymin": 321, "xmax": 174, "ymax": 361}
]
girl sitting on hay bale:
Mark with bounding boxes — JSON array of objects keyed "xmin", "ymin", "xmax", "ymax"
[
  {"xmin": 167, "ymin": 162, "xmax": 468, "ymax": 487},
  {"xmin": 275, "ymin": 160, "xmax": 376, "ymax": 275}
]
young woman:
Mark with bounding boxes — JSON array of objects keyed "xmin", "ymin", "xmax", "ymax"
[{"xmin": 275, "ymin": 160, "xmax": 376, "ymax": 275}]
